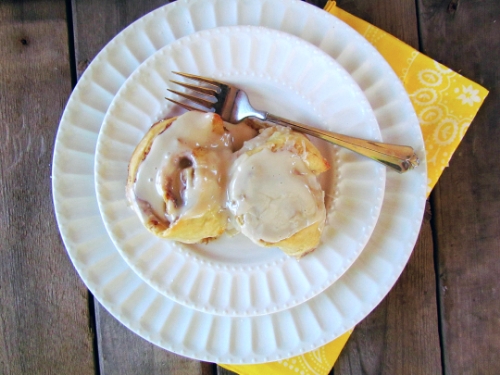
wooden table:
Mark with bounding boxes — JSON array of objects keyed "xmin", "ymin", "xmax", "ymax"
[{"xmin": 1, "ymin": 0, "xmax": 498, "ymax": 374}]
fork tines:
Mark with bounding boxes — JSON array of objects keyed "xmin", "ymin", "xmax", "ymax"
[
  {"xmin": 173, "ymin": 71, "xmax": 221, "ymax": 86},
  {"xmin": 166, "ymin": 72, "xmax": 222, "ymax": 112}
]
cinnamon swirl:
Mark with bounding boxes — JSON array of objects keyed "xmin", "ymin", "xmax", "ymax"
[{"xmin": 126, "ymin": 111, "xmax": 232, "ymax": 243}]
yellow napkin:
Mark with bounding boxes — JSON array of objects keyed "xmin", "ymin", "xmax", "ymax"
[
  {"xmin": 221, "ymin": 330, "xmax": 352, "ymax": 375},
  {"xmin": 325, "ymin": 1, "xmax": 488, "ymax": 193},
  {"xmin": 221, "ymin": 2, "xmax": 488, "ymax": 374}
]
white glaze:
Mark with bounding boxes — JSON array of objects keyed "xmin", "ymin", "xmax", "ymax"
[
  {"xmin": 133, "ymin": 111, "xmax": 233, "ymax": 223},
  {"xmin": 228, "ymin": 127, "xmax": 326, "ymax": 244}
]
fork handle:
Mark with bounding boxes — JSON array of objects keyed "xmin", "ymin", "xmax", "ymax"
[{"xmin": 265, "ymin": 114, "xmax": 419, "ymax": 173}]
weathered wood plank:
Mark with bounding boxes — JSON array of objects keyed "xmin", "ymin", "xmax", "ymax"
[
  {"xmin": 335, "ymin": 0, "xmax": 420, "ymax": 49},
  {"xmin": 71, "ymin": 0, "xmax": 214, "ymax": 373},
  {"xmin": 333, "ymin": 0, "xmax": 442, "ymax": 373},
  {"xmin": 418, "ymin": 0, "xmax": 500, "ymax": 373},
  {"xmin": 0, "ymin": 1, "xmax": 95, "ymax": 374}
]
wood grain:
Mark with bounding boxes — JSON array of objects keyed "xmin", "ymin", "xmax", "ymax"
[
  {"xmin": 0, "ymin": 1, "xmax": 95, "ymax": 374},
  {"xmin": 71, "ymin": 0, "xmax": 214, "ymax": 373},
  {"xmin": 335, "ymin": 0, "xmax": 420, "ymax": 48},
  {"xmin": 417, "ymin": 0, "xmax": 500, "ymax": 373},
  {"xmin": 332, "ymin": 0, "xmax": 442, "ymax": 373}
]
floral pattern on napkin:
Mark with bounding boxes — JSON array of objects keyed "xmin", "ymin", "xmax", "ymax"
[{"xmin": 220, "ymin": 330, "xmax": 351, "ymax": 375}]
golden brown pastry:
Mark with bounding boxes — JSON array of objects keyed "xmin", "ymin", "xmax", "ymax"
[
  {"xmin": 126, "ymin": 111, "xmax": 232, "ymax": 243},
  {"xmin": 227, "ymin": 126, "xmax": 330, "ymax": 257},
  {"xmin": 127, "ymin": 110, "xmax": 330, "ymax": 257}
]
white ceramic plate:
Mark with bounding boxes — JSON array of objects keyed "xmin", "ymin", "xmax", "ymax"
[
  {"xmin": 52, "ymin": 0, "xmax": 426, "ymax": 364},
  {"xmin": 95, "ymin": 25, "xmax": 385, "ymax": 317}
]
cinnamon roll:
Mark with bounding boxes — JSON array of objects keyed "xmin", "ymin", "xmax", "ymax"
[
  {"xmin": 227, "ymin": 126, "xmax": 330, "ymax": 258},
  {"xmin": 126, "ymin": 111, "xmax": 233, "ymax": 243}
]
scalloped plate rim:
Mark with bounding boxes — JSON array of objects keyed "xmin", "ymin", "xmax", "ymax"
[{"xmin": 52, "ymin": 0, "xmax": 427, "ymax": 364}]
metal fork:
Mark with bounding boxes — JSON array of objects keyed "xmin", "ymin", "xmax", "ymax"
[{"xmin": 166, "ymin": 72, "xmax": 419, "ymax": 173}]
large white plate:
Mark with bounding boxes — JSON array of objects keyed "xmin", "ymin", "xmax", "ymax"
[
  {"xmin": 52, "ymin": 0, "xmax": 426, "ymax": 364},
  {"xmin": 95, "ymin": 25, "xmax": 385, "ymax": 317}
]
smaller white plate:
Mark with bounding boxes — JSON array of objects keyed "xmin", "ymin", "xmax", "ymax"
[{"xmin": 95, "ymin": 25, "xmax": 385, "ymax": 317}]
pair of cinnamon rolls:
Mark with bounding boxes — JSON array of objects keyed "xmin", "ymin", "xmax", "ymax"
[{"xmin": 126, "ymin": 111, "xmax": 330, "ymax": 258}]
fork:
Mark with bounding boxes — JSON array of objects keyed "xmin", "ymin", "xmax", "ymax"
[{"xmin": 166, "ymin": 72, "xmax": 419, "ymax": 173}]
